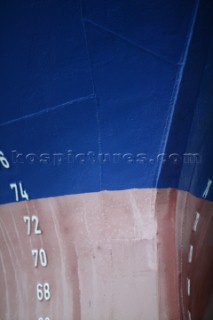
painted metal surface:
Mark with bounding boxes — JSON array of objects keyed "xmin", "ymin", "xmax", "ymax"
[
  {"xmin": 0, "ymin": 1, "xmax": 213, "ymax": 319},
  {"xmin": 0, "ymin": 0, "xmax": 212, "ymax": 204},
  {"xmin": 0, "ymin": 189, "xmax": 212, "ymax": 319},
  {"xmin": 0, "ymin": 189, "xmax": 159, "ymax": 319}
]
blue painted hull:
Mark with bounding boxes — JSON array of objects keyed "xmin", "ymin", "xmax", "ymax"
[{"xmin": 0, "ymin": 0, "xmax": 213, "ymax": 203}]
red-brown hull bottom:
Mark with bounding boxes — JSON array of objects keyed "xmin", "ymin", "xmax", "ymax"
[{"xmin": 0, "ymin": 189, "xmax": 212, "ymax": 319}]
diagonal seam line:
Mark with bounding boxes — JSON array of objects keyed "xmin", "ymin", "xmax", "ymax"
[
  {"xmin": 81, "ymin": 2, "xmax": 103, "ymax": 191},
  {"xmin": 155, "ymin": 0, "xmax": 200, "ymax": 187},
  {"xmin": 83, "ymin": 17, "xmax": 180, "ymax": 66},
  {"xmin": 0, "ymin": 93, "xmax": 95, "ymax": 127}
]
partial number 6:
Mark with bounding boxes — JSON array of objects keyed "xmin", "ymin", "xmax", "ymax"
[{"xmin": 0, "ymin": 151, "xmax": 10, "ymax": 169}]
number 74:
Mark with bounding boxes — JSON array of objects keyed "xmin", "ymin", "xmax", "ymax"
[{"xmin": 10, "ymin": 182, "xmax": 29, "ymax": 201}]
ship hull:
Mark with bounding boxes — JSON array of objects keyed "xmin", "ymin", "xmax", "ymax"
[{"xmin": 0, "ymin": 189, "xmax": 212, "ymax": 319}]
